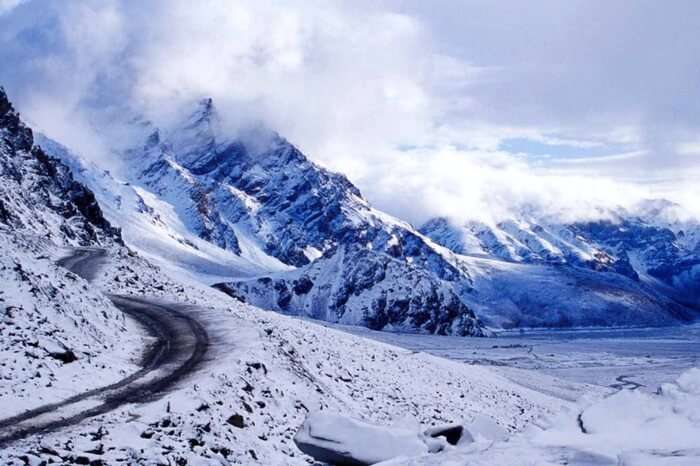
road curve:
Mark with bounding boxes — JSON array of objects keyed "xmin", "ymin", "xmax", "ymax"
[{"xmin": 0, "ymin": 248, "xmax": 209, "ymax": 447}]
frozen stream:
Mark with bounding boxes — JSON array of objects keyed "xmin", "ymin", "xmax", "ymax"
[{"xmin": 334, "ymin": 323, "xmax": 700, "ymax": 394}]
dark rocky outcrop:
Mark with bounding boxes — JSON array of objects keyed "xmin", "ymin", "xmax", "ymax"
[{"xmin": 0, "ymin": 87, "xmax": 121, "ymax": 246}]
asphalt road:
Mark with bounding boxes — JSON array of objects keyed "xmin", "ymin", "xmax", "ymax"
[{"xmin": 0, "ymin": 248, "xmax": 209, "ymax": 447}]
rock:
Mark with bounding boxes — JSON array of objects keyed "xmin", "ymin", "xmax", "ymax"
[
  {"xmin": 48, "ymin": 350, "xmax": 78, "ymax": 364},
  {"xmin": 425, "ymin": 423, "xmax": 470, "ymax": 446},
  {"xmin": 226, "ymin": 414, "xmax": 245, "ymax": 428}
]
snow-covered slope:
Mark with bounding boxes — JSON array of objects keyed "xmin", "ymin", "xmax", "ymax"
[
  {"xmin": 0, "ymin": 90, "xmax": 120, "ymax": 247},
  {"xmin": 0, "ymin": 233, "xmax": 143, "ymax": 418},
  {"xmin": 383, "ymin": 368, "xmax": 700, "ymax": 466},
  {"xmin": 457, "ymin": 255, "xmax": 692, "ymax": 329},
  {"xmin": 36, "ymin": 133, "xmax": 292, "ymax": 284},
  {"xmin": 0, "ymin": 87, "xmax": 143, "ymax": 415},
  {"xmin": 1, "ymin": 248, "xmax": 567, "ymax": 465}
]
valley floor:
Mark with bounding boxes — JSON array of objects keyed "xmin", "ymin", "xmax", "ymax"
[{"xmin": 335, "ymin": 323, "xmax": 700, "ymax": 394}]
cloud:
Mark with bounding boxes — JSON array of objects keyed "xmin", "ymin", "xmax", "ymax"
[
  {"xmin": 0, "ymin": 0, "xmax": 25, "ymax": 16},
  {"xmin": 0, "ymin": 0, "xmax": 699, "ymax": 224},
  {"xmin": 350, "ymin": 144, "xmax": 653, "ymax": 226}
]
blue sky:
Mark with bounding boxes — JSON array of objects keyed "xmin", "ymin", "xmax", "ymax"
[{"xmin": 499, "ymin": 139, "xmax": 628, "ymax": 161}]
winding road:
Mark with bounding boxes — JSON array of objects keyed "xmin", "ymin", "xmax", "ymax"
[{"xmin": 0, "ymin": 248, "xmax": 209, "ymax": 447}]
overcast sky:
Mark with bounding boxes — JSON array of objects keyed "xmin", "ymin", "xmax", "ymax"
[{"xmin": 1, "ymin": 0, "xmax": 699, "ymax": 223}]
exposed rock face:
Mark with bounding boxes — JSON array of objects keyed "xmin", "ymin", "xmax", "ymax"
[
  {"xmin": 217, "ymin": 244, "xmax": 487, "ymax": 336},
  {"xmin": 0, "ymin": 87, "xmax": 121, "ymax": 246}
]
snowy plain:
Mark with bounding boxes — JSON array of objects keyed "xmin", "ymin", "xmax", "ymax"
[{"xmin": 335, "ymin": 323, "xmax": 700, "ymax": 393}]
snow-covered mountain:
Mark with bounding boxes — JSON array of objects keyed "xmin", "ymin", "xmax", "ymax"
[
  {"xmin": 421, "ymin": 209, "xmax": 700, "ymax": 327},
  {"xmin": 36, "ymin": 96, "xmax": 699, "ymax": 332},
  {"xmin": 40, "ymin": 99, "xmax": 485, "ymax": 335},
  {"xmin": 0, "ymin": 87, "xmax": 565, "ymax": 465},
  {"xmin": 0, "ymin": 87, "xmax": 145, "ymax": 414},
  {"xmin": 0, "ymin": 88, "xmax": 120, "ymax": 247}
]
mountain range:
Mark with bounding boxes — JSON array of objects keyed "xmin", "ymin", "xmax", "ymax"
[{"xmin": 18, "ymin": 91, "xmax": 700, "ymax": 334}]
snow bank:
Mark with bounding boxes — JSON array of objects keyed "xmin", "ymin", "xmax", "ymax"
[
  {"xmin": 294, "ymin": 413, "xmax": 502, "ymax": 465},
  {"xmin": 295, "ymin": 412, "xmax": 435, "ymax": 465},
  {"xmin": 573, "ymin": 368, "xmax": 700, "ymax": 462},
  {"xmin": 383, "ymin": 367, "xmax": 700, "ymax": 465}
]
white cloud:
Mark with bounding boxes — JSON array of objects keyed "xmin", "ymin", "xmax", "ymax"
[
  {"xmin": 346, "ymin": 145, "xmax": 651, "ymax": 226},
  {"xmin": 677, "ymin": 141, "xmax": 700, "ymax": 156},
  {"xmin": 1, "ymin": 0, "xmax": 699, "ymax": 224},
  {"xmin": 0, "ymin": 0, "xmax": 25, "ymax": 16}
]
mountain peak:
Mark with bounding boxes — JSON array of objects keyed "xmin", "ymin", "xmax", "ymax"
[
  {"xmin": 188, "ymin": 97, "xmax": 218, "ymax": 126},
  {"xmin": 0, "ymin": 85, "xmax": 16, "ymax": 120},
  {"xmin": 0, "ymin": 86, "xmax": 33, "ymax": 153}
]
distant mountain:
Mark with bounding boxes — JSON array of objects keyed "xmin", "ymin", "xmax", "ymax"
[
  {"xmin": 421, "ymin": 209, "xmax": 700, "ymax": 328},
  {"xmin": 216, "ymin": 243, "xmax": 486, "ymax": 336}
]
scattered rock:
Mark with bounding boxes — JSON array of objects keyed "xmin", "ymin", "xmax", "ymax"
[
  {"xmin": 226, "ymin": 414, "xmax": 245, "ymax": 429},
  {"xmin": 48, "ymin": 350, "xmax": 77, "ymax": 364},
  {"xmin": 246, "ymin": 362, "xmax": 268, "ymax": 375}
]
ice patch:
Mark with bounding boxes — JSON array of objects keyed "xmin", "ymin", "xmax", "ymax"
[{"xmin": 303, "ymin": 245, "xmax": 323, "ymax": 262}]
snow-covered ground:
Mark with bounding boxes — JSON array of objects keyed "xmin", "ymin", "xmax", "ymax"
[
  {"xmin": 379, "ymin": 368, "xmax": 700, "ymax": 466},
  {"xmin": 0, "ymin": 233, "xmax": 144, "ymax": 419},
  {"xmin": 330, "ymin": 323, "xmax": 700, "ymax": 464},
  {"xmin": 4, "ymin": 236, "xmax": 697, "ymax": 464},
  {"xmin": 0, "ymin": 252, "xmax": 568, "ymax": 465}
]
